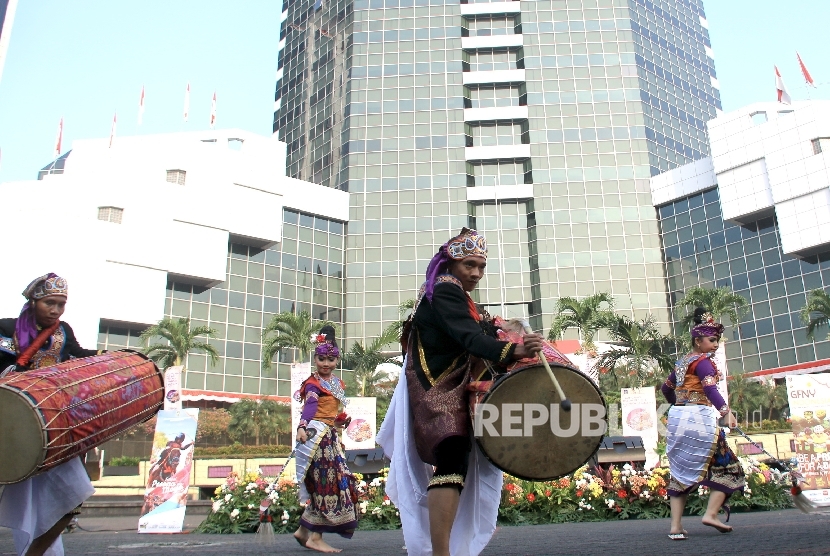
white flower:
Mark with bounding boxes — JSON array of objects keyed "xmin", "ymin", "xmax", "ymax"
[
  {"xmin": 370, "ymin": 478, "xmax": 382, "ymax": 487},
  {"xmin": 230, "ymin": 509, "xmax": 240, "ymax": 520},
  {"xmin": 212, "ymin": 500, "xmax": 223, "ymax": 512},
  {"xmin": 269, "ymin": 491, "xmax": 279, "ymax": 501},
  {"xmin": 605, "ymin": 499, "xmax": 616, "ymax": 509},
  {"xmin": 359, "ymin": 501, "xmax": 369, "ymax": 514},
  {"xmin": 382, "ymin": 498, "xmax": 391, "ymax": 506},
  {"xmin": 224, "ymin": 494, "xmax": 232, "ymax": 502},
  {"xmin": 282, "ymin": 510, "xmax": 289, "ymax": 520},
  {"xmin": 248, "ymin": 504, "xmax": 255, "ymax": 509}
]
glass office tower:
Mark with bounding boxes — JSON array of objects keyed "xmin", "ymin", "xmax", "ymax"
[{"xmin": 274, "ymin": 0, "xmax": 721, "ymax": 344}]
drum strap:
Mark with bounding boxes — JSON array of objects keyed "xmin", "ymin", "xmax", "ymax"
[{"xmin": 16, "ymin": 320, "xmax": 61, "ymax": 368}]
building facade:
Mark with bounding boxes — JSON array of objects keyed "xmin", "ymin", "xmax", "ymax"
[
  {"xmin": 274, "ymin": 0, "xmax": 721, "ymax": 344},
  {"xmin": 650, "ymin": 101, "xmax": 830, "ymax": 374},
  {"xmin": 0, "ymin": 130, "xmax": 348, "ymax": 401}
]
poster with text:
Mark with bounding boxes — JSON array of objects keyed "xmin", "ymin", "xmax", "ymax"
[
  {"xmin": 138, "ymin": 408, "xmax": 199, "ymax": 533},
  {"xmin": 342, "ymin": 397, "xmax": 377, "ymax": 450},
  {"xmin": 291, "ymin": 362, "xmax": 312, "ymax": 445},
  {"xmin": 164, "ymin": 366, "xmax": 183, "ymax": 410},
  {"xmin": 621, "ymin": 387, "xmax": 659, "ymax": 468},
  {"xmin": 786, "ymin": 374, "xmax": 830, "ymax": 504}
]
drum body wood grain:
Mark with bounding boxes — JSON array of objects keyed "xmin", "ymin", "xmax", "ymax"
[
  {"xmin": 0, "ymin": 351, "xmax": 163, "ymax": 484},
  {"xmin": 474, "ymin": 364, "xmax": 606, "ymax": 481}
]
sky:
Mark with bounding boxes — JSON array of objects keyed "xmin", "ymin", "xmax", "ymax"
[{"xmin": 1, "ymin": 1, "xmax": 829, "ymax": 183}]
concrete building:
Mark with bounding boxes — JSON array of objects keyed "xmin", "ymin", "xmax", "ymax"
[
  {"xmin": 650, "ymin": 100, "xmax": 830, "ymax": 374},
  {"xmin": 0, "ymin": 129, "xmax": 348, "ymax": 401},
  {"xmin": 274, "ymin": 0, "xmax": 722, "ymax": 345}
]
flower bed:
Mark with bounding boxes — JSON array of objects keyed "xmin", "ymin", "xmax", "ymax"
[{"xmin": 196, "ymin": 458, "xmax": 792, "ymax": 534}]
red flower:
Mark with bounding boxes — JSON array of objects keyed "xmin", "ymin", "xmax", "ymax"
[
  {"xmin": 316, "ymin": 333, "xmax": 327, "ymax": 343},
  {"xmin": 615, "ymin": 507, "xmax": 622, "ymax": 513},
  {"xmin": 576, "ymin": 490, "xmax": 583, "ymax": 497},
  {"xmin": 658, "ymin": 488, "xmax": 667, "ymax": 497},
  {"xmin": 545, "ymin": 490, "xmax": 552, "ymax": 497},
  {"xmin": 505, "ymin": 483, "xmax": 517, "ymax": 492},
  {"xmin": 526, "ymin": 493, "xmax": 536, "ymax": 503},
  {"xmin": 617, "ymin": 489, "xmax": 627, "ymax": 498}
]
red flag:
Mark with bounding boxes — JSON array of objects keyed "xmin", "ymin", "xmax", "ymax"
[
  {"xmin": 183, "ymin": 83, "xmax": 190, "ymax": 123},
  {"xmin": 775, "ymin": 66, "xmax": 791, "ymax": 105},
  {"xmin": 109, "ymin": 112, "xmax": 117, "ymax": 148},
  {"xmin": 797, "ymin": 52, "xmax": 816, "ymax": 88},
  {"xmin": 210, "ymin": 91, "xmax": 217, "ymax": 128},
  {"xmin": 138, "ymin": 85, "xmax": 145, "ymax": 125},
  {"xmin": 54, "ymin": 117, "xmax": 63, "ymax": 158}
]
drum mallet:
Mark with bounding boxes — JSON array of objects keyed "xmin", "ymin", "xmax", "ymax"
[{"xmin": 520, "ymin": 320, "xmax": 571, "ymax": 411}]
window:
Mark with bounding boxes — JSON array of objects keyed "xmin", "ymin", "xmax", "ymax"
[
  {"xmin": 166, "ymin": 169, "xmax": 186, "ymax": 185},
  {"xmin": 97, "ymin": 206, "xmax": 123, "ymax": 224},
  {"xmin": 750, "ymin": 112, "xmax": 767, "ymax": 125},
  {"xmin": 812, "ymin": 138, "xmax": 830, "ymax": 155}
]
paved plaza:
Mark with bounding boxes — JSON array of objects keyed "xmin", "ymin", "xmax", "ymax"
[{"xmin": 1, "ymin": 509, "xmax": 829, "ymax": 555}]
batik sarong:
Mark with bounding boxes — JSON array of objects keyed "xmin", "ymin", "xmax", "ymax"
[{"xmin": 297, "ymin": 424, "xmax": 358, "ymax": 537}]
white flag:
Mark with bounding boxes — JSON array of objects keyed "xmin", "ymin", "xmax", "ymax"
[
  {"xmin": 775, "ymin": 65, "xmax": 792, "ymax": 105},
  {"xmin": 183, "ymin": 82, "xmax": 190, "ymax": 123},
  {"xmin": 138, "ymin": 85, "xmax": 145, "ymax": 125},
  {"xmin": 109, "ymin": 112, "xmax": 117, "ymax": 148},
  {"xmin": 210, "ymin": 91, "xmax": 217, "ymax": 128}
]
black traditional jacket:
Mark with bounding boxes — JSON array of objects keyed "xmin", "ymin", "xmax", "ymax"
[
  {"xmin": 0, "ymin": 318, "xmax": 98, "ymax": 372},
  {"xmin": 410, "ymin": 275, "xmax": 516, "ymax": 391}
]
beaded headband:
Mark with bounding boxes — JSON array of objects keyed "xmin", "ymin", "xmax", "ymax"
[
  {"xmin": 691, "ymin": 312, "xmax": 724, "ymax": 338},
  {"xmin": 23, "ymin": 273, "xmax": 68, "ymax": 301},
  {"xmin": 447, "ymin": 227, "xmax": 487, "ymax": 260}
]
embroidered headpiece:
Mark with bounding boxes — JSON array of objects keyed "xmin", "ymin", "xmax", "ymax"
[
  {"xmin": 312, "ymin": 332, "xmax": 340, "ymax": 358},
  {"xmin": 691, "ymin": 312, "xmax": 724, "ymax": 338},
  {"xmin": 23, "ymin": 273, "xmax": 68, "ymax": 301},
  {"xmin": 447, "ymin": 227, "xmax": 487, "ymax": 260}
]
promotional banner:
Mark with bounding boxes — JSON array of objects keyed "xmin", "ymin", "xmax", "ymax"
[
  {"xmin": 621, "ymin": 387, "xmax": 659, "ymax": 468},
  {"xmin": 342, "ymin": 397, "xmax": 377, "ymax": 450},
  {"xmin": 138, "ymin": 408, "xmax": 199, "ymax": 533},
  {"xmin": 786, "ymin": 374, "xmax": 830, "ymax": 504},
  {"xmin": 164, "ymin": 366, "xmax": 183, "ymax": 410},
  {"xmin": 291, "ymin": 362, "xmax": 312, "ymax": 445}
]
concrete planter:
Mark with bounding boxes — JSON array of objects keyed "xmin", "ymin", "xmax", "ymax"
[{"xmin": 103, "ymin": 465, "xmax": 140, "ymax": 477}]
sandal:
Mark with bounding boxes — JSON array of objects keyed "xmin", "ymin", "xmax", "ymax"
[
  {"xmin": 667, "ymin": 533, "xmax": 688, "ymax": 541},
  {"xmin": 702, "ymin": 520, "xmax": 732, "ymax": 533}
]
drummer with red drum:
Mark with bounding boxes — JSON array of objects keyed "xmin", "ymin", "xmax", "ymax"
[
  {"xmin": 378, "ymin": 228, "xmax": 543, "ymax": 556},
  {"xmin": 0, "ymin": 273, "xmax": 98, "ymax": 556}
]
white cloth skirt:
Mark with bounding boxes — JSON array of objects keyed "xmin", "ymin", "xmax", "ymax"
[
  {"xmin": 666, "ymin": 404, "xmax": 719, "ymax": 490},
  {"xmin": 0, "ymin": 458, "xmax": 95, "ymax": 556},
  {"xmin": 377, "ymin": 357, "xmax": 502, "ymax": 556}
]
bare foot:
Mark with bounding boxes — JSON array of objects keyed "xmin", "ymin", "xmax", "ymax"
[
  {"xmin": 294, "ymin": 527, "xmax": 310, "ymax": 548},
  {"xmin": 305, "ymin": 537, "xmax": 342, "ymax": 553},
  {"xmin": 701, "ymin": 518, "xmax": 732, "ymax": 533}
]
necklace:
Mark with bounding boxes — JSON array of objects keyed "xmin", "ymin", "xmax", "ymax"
[{"xmin": 314, "ymin": 372, "xmax": 349, "ymax": 405}]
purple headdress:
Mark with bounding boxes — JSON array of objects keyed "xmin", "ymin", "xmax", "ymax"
[
  {"xmin": 16, "ymin": 273, "xmax": 68, "ymax": 351},
  {"xmin": 424, "ymin": 228, "xmax": 488, "ymax": 302},
  {"xmin": 691, "ymin": 312, "xmax": 724, "ymax": 338},
  {"xmin": 312, "ymin": 332, "xmax": 340, "ymax": 358}
]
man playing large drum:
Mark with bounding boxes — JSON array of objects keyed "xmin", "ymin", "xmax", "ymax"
[
  {"xmin": 0, "ymin": 274, "xmax": 97, "ymax": 556},
  {"xmin": 378, "ymin": 228, "xmax": 542, "ymax": 556}
]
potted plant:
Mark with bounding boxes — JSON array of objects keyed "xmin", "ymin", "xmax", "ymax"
[{"xmin": 103, "ymin": 456, "xmax": 141, "ymax": 476}]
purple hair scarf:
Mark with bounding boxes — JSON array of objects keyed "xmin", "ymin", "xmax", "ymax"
[
  {"xmin": 423, "ymin": 242, "xmax": 451, "ymax": 303},
  {"xmin": 15, "ymin": 272, "xmax": 59, "ymax": 352}
]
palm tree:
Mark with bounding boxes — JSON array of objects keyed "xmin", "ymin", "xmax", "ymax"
[
  {"xmin": 386, "ymin": 298, "xmax": 416, "ymax": 342},
  {"xmin": 801, "ymin": 288, "xmax": 830, "ymax": 340},
  {"xmin": 728, "ymin": 374, "xmax": 766, "ymax": 427},
  {"xmin": 594, "ymin": 315, "xmax": 677, "ymax": 387},
  {"xmin": 676, "ymin": 286, "xmax": 748, "ymax": 330},
  {"xmin": 228, "ymin": 399, "xmax": 290, "ymax": 445},
  {"xmin": 261, "ymin": 311, "xmax": 338, "ymax": 368},
  {"xmin": 547, "ymin": 293, "xmax": 616, "ymax": 354},
  {"xmin": 140, "ymin": 317, "xmax": 219, "ymax": 370},
  {"xmin": 342, "ymin": 326, "xmax": 402, "ymax": 397},
  {"xmin": 762, "ymin": 381, "xmax": 788, "ymax": 421}
]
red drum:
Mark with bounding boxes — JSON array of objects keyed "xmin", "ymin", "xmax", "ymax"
[{"xmin": 0, "ymin": 350, "xmax": 164, "ymax": 484}]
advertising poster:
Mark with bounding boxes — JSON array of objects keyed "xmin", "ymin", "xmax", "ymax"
[
  {"xmin": 621, "ymin": 387, "xmax": 659, "ymax": 468},
  {"xmin": 138, "ymin": 408, "xmax": 199, "ymax": 533},
  {"xmin": 291, "ymin": 362, "xmax": 312, "ymax": 445},
  {"xmin": 786, "ymin": 375, "xmax": 830, "ymax": 504},
  {"xmin": 164, "ymin": 366, "xmax": 183, "ymax": 410},
  {"xmin": 342, "ymin": 397, "xmax": 377, "ymax": 450}
]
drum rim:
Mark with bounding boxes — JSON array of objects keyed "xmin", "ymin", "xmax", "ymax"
[{"xmin": 474, "ymin": 363, "xmax": 607, "ymax": 482}]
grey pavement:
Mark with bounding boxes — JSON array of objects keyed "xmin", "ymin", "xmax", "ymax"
[{"xmin": 2, "ymin": 509, "xmax": 829, "ymax": 555}]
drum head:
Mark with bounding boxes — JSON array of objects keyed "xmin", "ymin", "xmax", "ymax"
[
  {"xmin": 0, "ymin": 388, "xmax": 46, "ymax": 484},
  {"xmin": 475, "ymin": 364, "xmax": 606, "ymax": 481}
]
